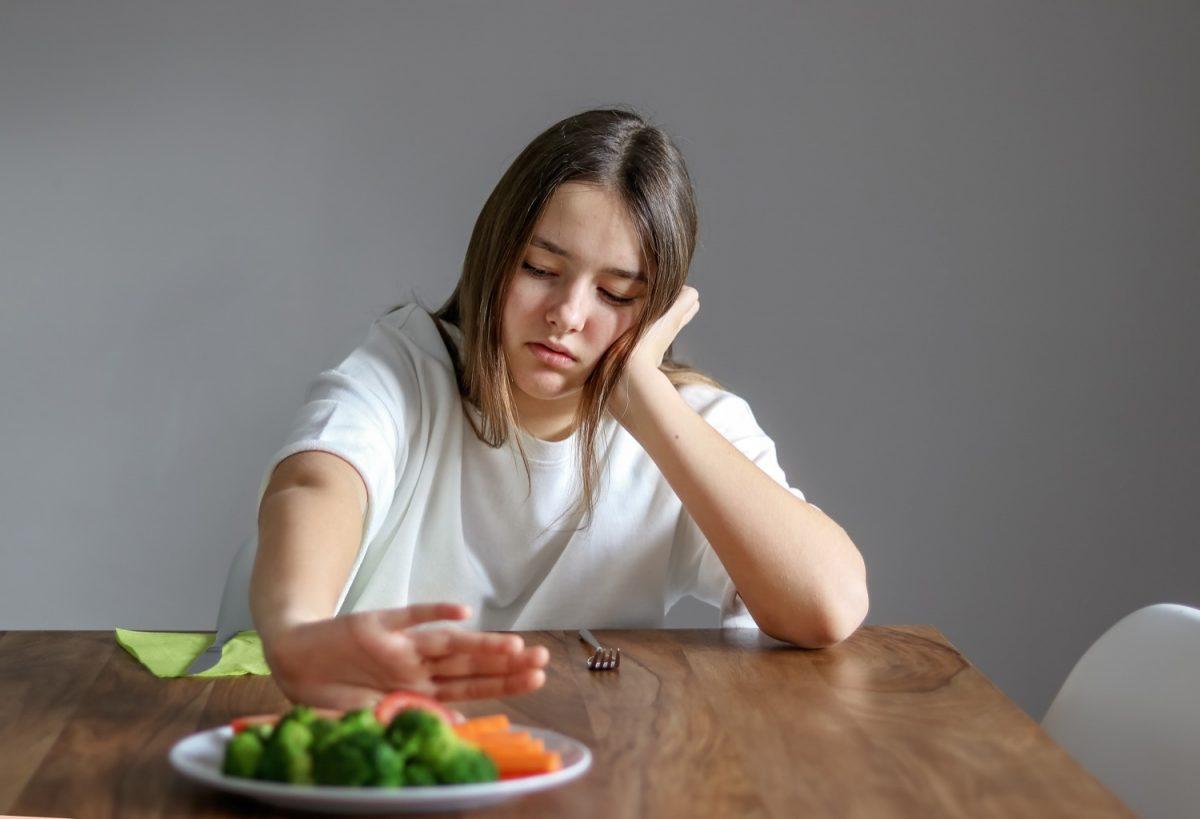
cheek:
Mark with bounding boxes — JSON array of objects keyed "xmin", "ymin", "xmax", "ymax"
[
  {"xmin": 590, "ymin": 314, "xmax": 636, "ymax": 359},
  {"xmin": 501, "ymin": 280, "xmax": 537, "ymax": 337},
  {"xmin": 609, "ymin": 311, "xmax": 638, "ymax": 344}
]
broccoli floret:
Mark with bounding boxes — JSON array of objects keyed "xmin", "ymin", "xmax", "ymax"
[
  {"xmin": 311, "ymin": 708, "xmax": 385, "ymax": 755},
  {"xmin": 434, "ymin": 744, "xmax": 499, "ymax": 785},
  {"xmin": 313, "ymin": 731, "xmax": 404, "ymax": 787},
  {"xmin": 310, "ymin": 717, "xmax": 338, "ymax": 749},
  {"xmin": 385, "ymin": 709, "xmax": 460, "ymax": 768},
  {"xmin": 276, "ymin": 715, "xmax": 315, "ymax": 749},
  {"xmin": 404, "ymin": 761, "xmax": 438, "ymax": 786},
  {"xmin": 257, "ymin": 718, "xmax": 314, "ymax": 784},
  {"xmin": 247, "ymin": 723, "xmax": 274, "ymax": 743},
  {"xmin": 280, "ymin": 704, "xmax": 318, "ymax": 726},
  {"xmin": 313, "ymin": 734, "xmax": 373, "ymax": 786},
  {"xmin": 222, "ymin": 730, "xmax": 265, "ymax": 779},
  {"xmin": 340, "ymin": 707, "xmax": 384, "ymax": 734},
  {"xmin": 369, "ymin": 737, "xmax": 405, "ymax": 786}
]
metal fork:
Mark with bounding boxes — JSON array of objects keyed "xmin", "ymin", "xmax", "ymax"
[{"xmin": 579, "ymin": 629, "xmax": 621, "ymax": 671}]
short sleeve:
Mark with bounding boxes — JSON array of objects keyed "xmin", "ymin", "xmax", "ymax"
[
  {"xmin": 668, "ymin": 386, "xmax": 816, "ymax": 629},
  {"xmin": 255, "ymin": 316, "xmax": 419, "ymax": 600}
]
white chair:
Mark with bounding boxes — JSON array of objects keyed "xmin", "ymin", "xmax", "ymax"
[
  {"xmin": 1041, "ymin": 603, "xmax": 1200, "ymax": 818},
  {"xmin": 184, "ymin": 535, "xmax": 259, "ymax": 674}
]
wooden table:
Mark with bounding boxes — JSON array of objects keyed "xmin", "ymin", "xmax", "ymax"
[{"xmin": 0, "ymin": 627, "xmax": 1132, "ymax": 818}]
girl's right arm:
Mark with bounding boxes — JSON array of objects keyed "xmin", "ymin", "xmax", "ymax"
[
  {"xmin": 251, "ymin": 450, "xmax": 549, "ymax": 709},
  {"xmin": 251, "ymin": 449, "xmax": 368, "ymax": 643}
]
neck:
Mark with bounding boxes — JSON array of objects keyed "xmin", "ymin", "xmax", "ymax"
[{"xmin": 514, "ymin": 392, "xmax": 578, "ymax": 442}]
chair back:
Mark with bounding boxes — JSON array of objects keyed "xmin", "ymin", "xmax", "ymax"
[
  {"xmin": 213, "ymin": 535, "xmax": 258, "ymax": 637},
  {"xmin": 1042, "ymin": 603, "xmax": 1200, "ymax": 818}
]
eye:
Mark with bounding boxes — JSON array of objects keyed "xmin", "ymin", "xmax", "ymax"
[
  {"xmin": 523, "ymin": 261, "xmax": 640, "ymax": 307},
  {"xmin": 600, "ymin": 290, "xmax": 638, "ymax": 306}
]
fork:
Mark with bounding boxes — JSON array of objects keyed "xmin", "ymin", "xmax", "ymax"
[{"xmin": 579, "ymin": 629, "xmax": 621, "ymax": 671}]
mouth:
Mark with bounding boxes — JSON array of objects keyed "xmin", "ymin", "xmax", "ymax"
[
  {"xmin": 527, "ymin": 342, "xmax": 577, "ymax": 367},
  {"xmin": 533, "ymin": 340, "xmax": 576, "ymax": 360}
]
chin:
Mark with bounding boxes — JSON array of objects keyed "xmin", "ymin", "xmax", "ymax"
[
  {"xmin": 511, "ymin": 366, "xmax": 580, "ymax": 400},
  {"xmin": 517, "ymin": 376, "xmax": 573, "ymax": 401}
]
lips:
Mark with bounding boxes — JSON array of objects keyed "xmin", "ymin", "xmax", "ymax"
[{"xmin": 533, "ymin": 340, "xmax": 577, "ymax": 361}]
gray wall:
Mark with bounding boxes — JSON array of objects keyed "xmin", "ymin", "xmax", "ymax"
[{"xmin": 2, "ymin": 1, "xmax": 1196, "ymax": 720}]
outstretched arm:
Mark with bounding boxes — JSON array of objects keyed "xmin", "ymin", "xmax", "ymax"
[
  {"xmin": 252, "ymin": 450, "xmax": 548, "ymax": 706},
  {"xmin": 613, "ymin": 288, "xmax": 868, "ymax": 647}
]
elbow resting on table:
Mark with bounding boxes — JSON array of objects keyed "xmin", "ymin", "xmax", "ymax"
[{"xmin": 760, "ymin": 570, "xmax": 870, "ymax": 649}]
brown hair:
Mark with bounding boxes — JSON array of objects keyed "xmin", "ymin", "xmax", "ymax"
[{"xmin": 387, "ymin": 106, "xmax": 721, "ymax": 528}]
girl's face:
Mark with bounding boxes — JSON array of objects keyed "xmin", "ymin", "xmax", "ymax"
[{"xmin": 501, "ymin": 182, "xmax": 648, "ymax": 416}]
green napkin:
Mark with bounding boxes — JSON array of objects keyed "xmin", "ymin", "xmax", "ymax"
[{"xmin": 115, "ymin": 628, "xmax": 271, "ymax": 678}]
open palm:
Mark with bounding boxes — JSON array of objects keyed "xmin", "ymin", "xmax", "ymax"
[{"xmin": 264, "ymin": 603, "xmax": 549, "ymax": 709}]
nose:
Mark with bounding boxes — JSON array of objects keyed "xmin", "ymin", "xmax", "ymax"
[{"xmin": 545, "ymin": 280, "xmax": 587, "ymax": 334}]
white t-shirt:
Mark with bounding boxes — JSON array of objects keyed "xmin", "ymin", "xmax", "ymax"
[{"xmin": 256, "ymin": 304, "xmax": 809, "ymax": 631}]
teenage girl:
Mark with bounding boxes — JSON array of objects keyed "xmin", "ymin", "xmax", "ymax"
[{"xmin": 249, "ymin": 108, "xmax": 868, "ymax": 710}]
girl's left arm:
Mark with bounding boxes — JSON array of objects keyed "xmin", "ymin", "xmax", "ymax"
[{"xmin": 614, "ymin": 287, "xmax": 869, "ymax": 648}]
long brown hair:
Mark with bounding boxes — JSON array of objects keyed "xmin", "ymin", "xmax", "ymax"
[{"xmin": 387, "ymin": 106, "xmax": 720, "ymax": 528}]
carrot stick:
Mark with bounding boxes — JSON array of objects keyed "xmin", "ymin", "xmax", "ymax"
[
  {"xmin": 472, "ymin": 735, "xmax": 545, "ymax": 753},
  {"xmin": 469, "ymin": 730, "xmax": 534, "ymax": 744},
  {"xmin": 454, "ymin": 714, "xmax": 511, "ymax": 737},
  {"xmin": 453, "ymin": 713, "xmax": 562, "ymax": 776},
  {"xmin": 482, "ymin": 747, "xmax": 559, "ymax": 767},
  {"xmin": 483, "ymin": 749, "xmax": 562, "ymax": 776}
]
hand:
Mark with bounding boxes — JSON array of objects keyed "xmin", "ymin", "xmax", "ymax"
[
  {"xmin": 262, "ymin": 603, "xmax": 549, "ymax": 710},
  {"xmin": 612, "ymin": 285, "xmax": 700, "ymax": 412}
]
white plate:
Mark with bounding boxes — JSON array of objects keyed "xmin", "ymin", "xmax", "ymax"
[{"xmin": 169, "ymin": 724, "xmax": 592, "ymax": 814}]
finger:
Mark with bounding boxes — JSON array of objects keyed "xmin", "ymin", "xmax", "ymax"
[
  {"xmin": 411, "ymin": 629, "xmax": 525, "ymax": 659},
  {"xmin": 433, "ymin": 668, "xmax": 547, "ymax": 702},
  {"xmin": 425, "ymin": 645, "xmax": 549, "ymax": 679},
  {"xmin": 680, "ymin": 299, "xmax": 699, "ymax": 327},
  {"xmin": 376, "ymin": 603, "xmax": 471, "ymax": 630}
]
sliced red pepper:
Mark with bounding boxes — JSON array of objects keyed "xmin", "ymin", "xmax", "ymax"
[
  {"xmin": 229, "ymin": 713, "xmax": 280, "ymax": 734},
  {"xmin": 229, "ymin": 696, "xmax": 456, "ymax": 733},
  {"xmin": 373, "ymin": 690, "xmax": 458, "ymax": 726}
]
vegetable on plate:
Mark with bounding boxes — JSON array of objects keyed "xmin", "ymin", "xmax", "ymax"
[{"xmin": 221, "ymin": 691, "xmax": 565, "ymax": 788}]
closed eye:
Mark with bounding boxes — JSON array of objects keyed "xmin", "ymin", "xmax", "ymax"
[{"xmin": 521, "ymin": 262, "xmax": 639, "ymax": 306}]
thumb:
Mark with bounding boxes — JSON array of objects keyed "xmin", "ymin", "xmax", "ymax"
[{"xmin": 378, "ymin": 603, "xmax": 471, "ymax": 631}]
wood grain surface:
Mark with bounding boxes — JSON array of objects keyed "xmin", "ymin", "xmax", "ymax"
[{"xmin": 0, "ymin": 627, "xmax": 1133, "ymax": 818}]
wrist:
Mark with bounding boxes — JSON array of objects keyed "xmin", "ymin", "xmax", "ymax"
[
  {"xmin": 613, "ymin": 364, "xmax": 675, "ymax": 436},
  {"xmin": 255, "ymin": 604, "xmax": 328, "ymax": 647}
]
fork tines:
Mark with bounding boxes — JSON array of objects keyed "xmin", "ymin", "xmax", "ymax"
[{"xmin": 586, "ymin": 646, "xmax": 621, "ymax": 671}]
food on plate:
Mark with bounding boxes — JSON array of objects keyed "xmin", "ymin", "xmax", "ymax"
[
  {"xmin": 454, "ymin": 714, "xmax": 563, "ymax": 778},
  {"xmin": 374, "ymin": 690, "xmax": 459, "ymax": 726},
  {"xmin": 222, "ymin": 729, "xmax": 265, "ymax": 778},
  {"xmin": 228, "ymin": 707, "xmax": 349, "ymax": 734},
  {"xmin": 221, "ymin": 695, "xmax": 508, "ymax": 787}
]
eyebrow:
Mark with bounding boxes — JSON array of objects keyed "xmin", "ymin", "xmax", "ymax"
[{"xmin": 530, "ymin": 235, "xmax": 647, "ymax": 283}]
